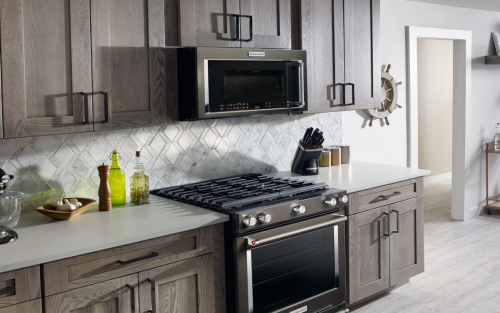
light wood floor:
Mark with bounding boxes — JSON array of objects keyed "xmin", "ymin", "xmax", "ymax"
[{"xmin": 353, "ymin": 179, "xmax": 500, "ymax": 313}]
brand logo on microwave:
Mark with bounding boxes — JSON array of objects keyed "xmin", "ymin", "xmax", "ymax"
[
  {"xmin": 290, "ymin": 306, "xmax": 307, "ymax": 313},
  {"xmin": 248, "ymin": 51, "xmax": 265, "ymax": 57}
]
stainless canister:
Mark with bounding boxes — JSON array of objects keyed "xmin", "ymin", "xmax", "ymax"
[{"xmin": 340, "ymin": 145, "xmax": 351, "ymax": 164}]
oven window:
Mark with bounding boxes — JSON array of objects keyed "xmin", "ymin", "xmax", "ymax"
[
  {"xmin": 223, "ymin": 70, "xmax": 284, "ymax": 97},
  {"xmin": 250, "ymin": 227, "xmax": 337, "ymax": 313}
]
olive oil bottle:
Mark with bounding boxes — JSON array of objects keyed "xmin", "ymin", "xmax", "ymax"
[
  {"xmin": 109, "ymin": 150, "xmax": 126, "ymax": 206},
  {"xmin": 130, "ymin": 150, "xmax": 149, "ymax": 205}
]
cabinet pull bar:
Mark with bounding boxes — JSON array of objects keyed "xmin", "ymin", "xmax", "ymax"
[
  {"xmin": 370, "ymin": 191, "xmax": 402, "ymax": 204},
  {"xmin": 101, "ymin": 91, "xmax": 109, "ymax": 123},
  {"xmin": 240, "ymin": 15, "xmax": 253, "ymax": 41},
  {"xmin": 382, "ymin": 212, "xmax": 390, "ymax": 237},
  {"xmin": 392, "ymin": 209, "xmax": 400, "ymax": 234},
  {"xmin": 345, "ymin": 83, "xmax": 355, "ymax": 106},
  {"xmin": 0, "ymin": 286, "xmax": 14, "ymax": 296},
  {"xmin": 228, "ymin": 14, "xmax": 240, "ymax": 40},
  {"xmin": 80, "ymin": 92, "xmax": 90, "ymax": 125},
  {"xmin": 117, "ymin": 252, "xmax": 159, "ymax": 265}
]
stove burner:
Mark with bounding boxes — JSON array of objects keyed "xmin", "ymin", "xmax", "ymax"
[{"xmin": 151, "ymin": 173, "xmax": 329, "ymax": 211}]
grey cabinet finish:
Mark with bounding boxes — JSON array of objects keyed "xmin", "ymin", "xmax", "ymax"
[
  {"xmin": 0, "ymin": 300, "xmax": 41, "ymax": 313},
  {"xmin": 0, "ymin": 0, "xmax": 93, "ymax": 138},
  {"xmin": 389, "ymin": 196, "xmax": 424, "ymax": 286},
  {"xmin": 301, "ymin": 0, "xmax": 380, "ymax": 113},
  {"xmin": 178, "ymin": 0, "xmax": 241, "ymax": 47},
  {"xmin": 348, "ymin": 206, "xmax": 390, "ymax": 304},
  {"xmin": 138, "ymin": 254, "xmax": 215, "ymax": 313},
  {"xmin": 300, "ymin": 0, "xmax": 345, "ymax": 113},
  {"xmin": 344, "ymin": 0, "xmax": 381, "ymax": 110},
  {"xmin": 240, "ymin": 0, "xmax": 292, "ymax": 49}
]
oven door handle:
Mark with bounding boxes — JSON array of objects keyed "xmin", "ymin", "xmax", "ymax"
[
  {"xmin": 286, "ymin": 61, "xmax": 304, "ymax": 108},
  {"xmin": 247, "ymin": 215, "xmax": 347, "ymax": 248}
]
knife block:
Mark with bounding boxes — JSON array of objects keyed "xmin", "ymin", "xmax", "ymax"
[{"xmin": 291, "ymin": 141, "xmax": 323, "ymax": 175}]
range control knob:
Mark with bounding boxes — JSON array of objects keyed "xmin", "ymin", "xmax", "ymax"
[
  {"xmin": 325, "ymin": 197, "xmax": 337, "ymax": 207},
  {"xmin": 243, "ymin": 216, "xmax": 257, "ymax": 227},
  {"xmin": 293, "ymin": 205, "xmax": 306, "ymax": 214},
  {"xmin": 338, "ymin": 194, "xmax": 349, "ymax": 204},
  {"xmin": 258, "ymin": 213, "xmax": 272, "ymax": 223}
]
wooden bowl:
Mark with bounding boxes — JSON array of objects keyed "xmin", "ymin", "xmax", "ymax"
[{"xmin": 35, "ymin": 198, "xmax": 96, "ymax": 220}]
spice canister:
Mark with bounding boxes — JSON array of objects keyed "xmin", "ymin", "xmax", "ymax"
[
  {"xmin": 329, "ymin": 147, "xmax": 341, "ymax": 165},
  {"xmin": 340, "ymin": 145, "xmax": 351, "ymax": 164},
  {"xmin": 319, "ymin": 150, "xmax": 331, "ymax": 167}
]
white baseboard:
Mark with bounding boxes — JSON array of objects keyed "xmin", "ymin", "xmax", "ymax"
[
  {"xmin": 424, "ymin": 172, "xmax": 452, "ymax": 185},
  {"xmin": 469, "ymin": 206, "xmax": 486, "ymax": 218}
]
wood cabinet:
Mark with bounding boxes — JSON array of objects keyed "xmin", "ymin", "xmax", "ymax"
[
  {"xmin": 45, "ymin": 274, "xmax": 138, "ymax": 313},
  {"xmin": 0, "ymin": 266, "xmax": 41, "ymax": 310},
  {"xmin": 0, "ymin": 299, "xmax": 41, "ymax": 313},
  {"xmin": 348, "ymin": 195, "xmax": 424, "ymax": 304},
  {"xmin": 301, "ymin": 0, "xmax": 380, "ymax": 113},
  {"xmin": 177, "ymin": 0, "xmax": 291, "ymax": 48},
  {"xmin": 138, "ymin": 254, "xmax": 215, "ymax": 313},
  {"xmin": 0, "ymin": 0, "xmax": 171, "ymax": 139}
]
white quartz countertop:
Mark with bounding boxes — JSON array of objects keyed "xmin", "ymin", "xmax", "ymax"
[
  {"xmin": 273, "ymin": 161, "xmax": 431, "ymax": 193},
  {"xmin": 0, "ymin": 195, "xmax": 228, "ymax": 273}
]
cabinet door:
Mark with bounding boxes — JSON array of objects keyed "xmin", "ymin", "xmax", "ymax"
[
  {"xmin": 300, "ymin": 0, "xmax": 345, "ymax": 113},
  {"xmin": 389, "ymin": 196, "xmax": 424, "ymax": 286},
  {"xmin": 91, "ymin": 0, "xmax": 162, "ymax": 131},
  {"xmin": 178, "ymin": 0, "xmax": 241, "ymax": 47},
  {"xmin": 45, "ymin": 274, "xmax": 138, "ymax": 313},
  {"xmin": 240, "ymin": 0, "xmax": 291, "ymax": 49},
  {"xmin": 0, "ymin": 299, "xmax": 41, "ymax": 313},
  {"xmin": 343, "ymin": 0, "xmax": 380, "ymax": 110},
  {"xmin": 138, "ymin": 254, "xmax": 214, "ymax": 313},
  {"xmin": 0, "ymin": 0, "xmax": 93, "ymax": 138},
  {"xmin": 0, "ymin": 266, "xmax": 41, "ymax": 310},
  {"xmin": 348, "ymin": 206, "xmax": 390, "ymax": 304}
]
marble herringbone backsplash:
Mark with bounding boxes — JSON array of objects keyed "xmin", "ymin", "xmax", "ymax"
[{"xmin": 0, "ymin": 113, "xmax": 341, "ymax": 213}]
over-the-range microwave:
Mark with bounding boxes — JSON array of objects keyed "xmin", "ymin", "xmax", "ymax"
[{"xmin": 177, "ymin": 47, "xmax": 307, "ymax": 121}]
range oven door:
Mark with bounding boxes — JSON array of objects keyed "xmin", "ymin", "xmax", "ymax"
[
  {"xmin": 234, "ymin": 213, "xmax": 346, "ymax": 313},
  {"xmin": 206, "ymin": 60, "xmax": 304, "ymax": 114}
]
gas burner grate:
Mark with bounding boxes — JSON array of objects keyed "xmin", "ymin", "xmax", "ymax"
[{"xmin": 151, "ymin": 173, "xmax": 329, "ymax": 211}]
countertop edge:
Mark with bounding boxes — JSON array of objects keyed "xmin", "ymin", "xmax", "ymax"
[
  {"xmin": 0, "ymin": 216, "xmax": 228, "ymax": 274},
  {"xmin": 345, "ymin": 170, "xmax": 431, "ymax": 193}
]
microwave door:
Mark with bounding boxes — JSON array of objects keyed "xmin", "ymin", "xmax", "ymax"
[{"xmin": 286, "ymin": 62, "xmax": 304, "ymax": 108}]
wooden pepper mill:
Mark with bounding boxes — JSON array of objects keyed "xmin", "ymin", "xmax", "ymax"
[{"xmin": 97, "ymin": 164, "xmax": 112, "ymax": 211}]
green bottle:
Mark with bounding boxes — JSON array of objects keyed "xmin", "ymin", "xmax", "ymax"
[
  {"xmin": 109, "ymin": 150, "xmax": 126, "ymax": 206},
  {"xmin": 130, "ymin": 150, "xmax": 149, "ymax": 205}
]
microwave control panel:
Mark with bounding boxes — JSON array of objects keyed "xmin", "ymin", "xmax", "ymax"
[{"xmin": 213, "ymin": 101, "xmax": 294, "ymax": 113}]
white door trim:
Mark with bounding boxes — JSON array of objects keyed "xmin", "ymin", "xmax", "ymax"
[{"xmin": 406, "ymin": 26, "xmax": 472, "ymax": 220}]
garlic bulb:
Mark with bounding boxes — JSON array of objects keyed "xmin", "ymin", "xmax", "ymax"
[
  {"xmin": 50, "ymin": 198, "xmax": 63, "ymax": 208},
  {"xmin": 57, "ymin": 199, "xmax": 76, "ymax": 212}
]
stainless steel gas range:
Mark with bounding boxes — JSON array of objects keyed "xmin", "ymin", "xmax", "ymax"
[{"xmin": 151, "ymin": 174, "xmax": 348, "ymax": 313}]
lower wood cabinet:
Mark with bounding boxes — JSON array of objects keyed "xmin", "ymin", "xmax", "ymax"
[
  {"xmin": 348, "ymin": 196, "xmax": 424, "ymax": 304},
  {"xmin": 138, "ymin": 254, "xmax": 215, "ymax": 313},
  {"xmin": 45, "ymin": 274, "xmax": 138, "ymax": 313},
  {"xmin": 0, "ymin": 266, "xmax": 41, "ymax": 310},
  {"xmin": 0, "ymin": 299, "xmax": 41, "ymax": 313}
]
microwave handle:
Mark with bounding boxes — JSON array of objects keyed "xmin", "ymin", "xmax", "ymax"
[
  {"xmin": 286, "ymin": 62, "xmax": 303, "ymax": 107},
  {"xmin": 246, "ymin": 214, "xmax": 347, "ymax": 248}
]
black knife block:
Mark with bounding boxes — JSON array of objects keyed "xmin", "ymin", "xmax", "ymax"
[{"xmin": 291, "ymin": 142, "xmax": 323, "ymax": 175}]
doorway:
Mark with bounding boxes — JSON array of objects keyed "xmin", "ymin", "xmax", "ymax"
[{"xmin": 406, "ymin": 26, "xmax": 472, "ymax": 221}]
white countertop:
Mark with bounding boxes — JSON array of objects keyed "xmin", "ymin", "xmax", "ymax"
[
  {"xmin": 273, "ymin": 161, "xmax": 431, "ymax": 193},
  {"xmin": 0, "ymin": 195, "xmax": 228, "ymax": 273}
]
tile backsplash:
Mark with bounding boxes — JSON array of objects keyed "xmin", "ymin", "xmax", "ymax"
[{"xmin": 0, "ymin": 113, "xmax": 341, "ymax": 213}]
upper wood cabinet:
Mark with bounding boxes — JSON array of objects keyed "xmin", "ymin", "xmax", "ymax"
[
  {"xmin": 176, "ymin": 0, "xmax": 291, "ymax": 48},
  {"xmin": 301, "ymin": 0, "xmax": 380, "ymax": 113},
  {"xmin": 0, "ymin": 0, "xmax": 93, "ymax": 138}
]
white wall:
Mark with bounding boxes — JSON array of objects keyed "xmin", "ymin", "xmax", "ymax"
[
  {"xmin": 417, "ymin": 39, "xmax": 453, "ymax": 178},
  {"xmin": 342, "ymin": 0, "xmax": 500, "ymax": 215}
]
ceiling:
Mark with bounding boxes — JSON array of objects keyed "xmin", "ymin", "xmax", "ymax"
[{"xmin": 405, "ymin": 0, "xmax": 500, "ymax": 12}]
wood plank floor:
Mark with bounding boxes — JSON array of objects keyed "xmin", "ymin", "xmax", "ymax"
[{"xmin": 353, "ymin": 179, "xmax": 500, "ymax": 312}]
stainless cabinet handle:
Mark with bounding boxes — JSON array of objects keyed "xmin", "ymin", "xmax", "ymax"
[
  {"xmin": 101, "ymin": 91, "xmax": 109, "ymax": 123},
  {"xmin": 117, "ymin": 252, "xmax": 158, "ymax": 265},
  {"xmin": 80, "ymin": 92, "xmax": 90, "ymax": 125},
  {"xmin": 370, "ymin": 191, "xmax": 402, "ymax": 204},
  {"xmin": 392, "ymin": 209, "xmax": 400, "ymax": 234},
  {"xmin": 382, "ymin": 212, "xmax": 390, "ymax": 237}
]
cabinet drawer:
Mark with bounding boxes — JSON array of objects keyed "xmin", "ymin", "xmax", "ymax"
[
  {"xmin": 0, "ymin": 266, "xmax": 41, "ymax": 309},
  {"xmin": 347, "ymin": 178, "xmax": 423, "ymax": 215},
  {"xmin": 0, "ymin": 299, "xmax": 42, "ymax": 313},
  {"xmin": 43, "ymin": 226, "xmax": 213, "ymax": 296}
]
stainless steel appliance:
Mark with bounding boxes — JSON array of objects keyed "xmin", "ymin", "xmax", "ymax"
[
  {"xmin": 177, "ymin": 47, "xmax": 307, "ymax": 121},
  {"xmin": 152, "ymin": 174, "xmax": 348, "ymax": 313}
]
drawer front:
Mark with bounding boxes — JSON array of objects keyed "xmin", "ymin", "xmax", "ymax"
[
  {"xmin": 0, "ymin": 266, "xmax": 41, "ymax": 309},
  {"xmin": 43, "ymin": 226, "xmax": 213, "ymax": 296},
  {"xmin": 347, "ymin": 178, "xmax": 423, "ymax": 215},
  {"xmin": 0, "ymin": 299, "xmax": 42, "ymax": 313}
]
